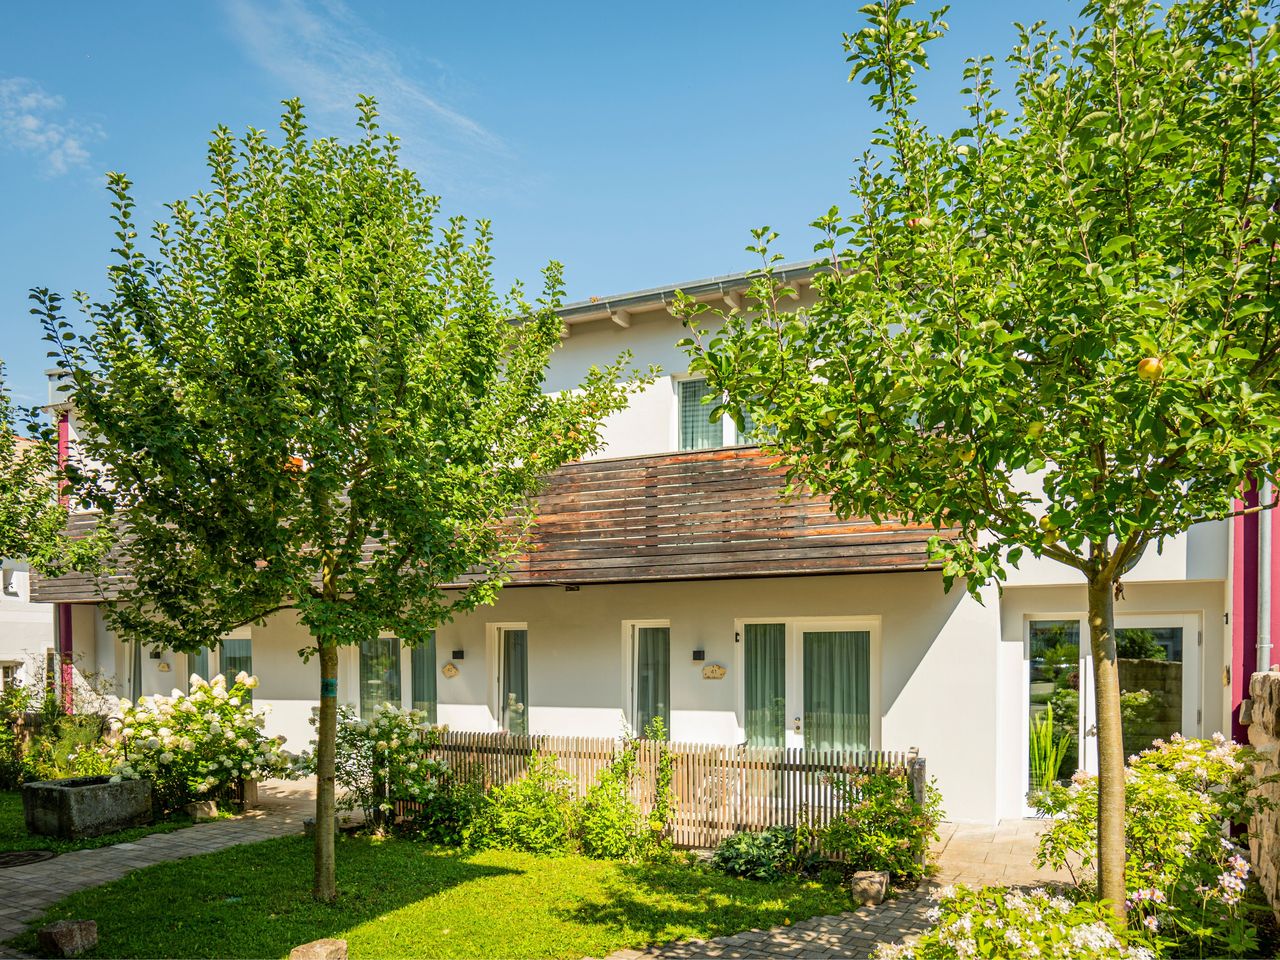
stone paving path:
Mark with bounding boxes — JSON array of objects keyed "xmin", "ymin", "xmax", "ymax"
[
  {"xmin": 0, "ymin": 779, "xmax": 311, "ymax": 949},
  {"xmin": 606, "ymin": 819, "xmax": 1074, "ymax": 960}
]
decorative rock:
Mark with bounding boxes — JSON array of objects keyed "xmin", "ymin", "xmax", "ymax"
[
  {"xmin": 849, "ymin": 870, "xmax": 889, "ymax": 906},
  {"xmin": 289, "ymin": 938, "xmax": 348, "ymax": 960},
  {"xmin": 37, "ymin": 920, "xmax": 98, "ymax": 957},
  {"xmin": 185, "ymin": 800, "xmax": 218, "ymax": 821}
]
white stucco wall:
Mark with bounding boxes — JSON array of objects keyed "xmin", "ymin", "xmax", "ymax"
[
  {"xmin": 0, "ymin": 565, "xmax": 54, "ymax": 685},
  {"xmin": 157, "ymin": 570, "xmax": 1008, "ymax": 822}
]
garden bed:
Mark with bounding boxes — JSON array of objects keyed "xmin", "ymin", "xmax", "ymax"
[{"xmin": 8, "ymin": 834, "xmax": 848, "ymax": 959}]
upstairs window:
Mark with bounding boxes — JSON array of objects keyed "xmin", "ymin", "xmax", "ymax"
[
  {"xmin": 678, "ymin": 377, "xmax": 758, "ymax": 450},
  {"xmin": 678, "ymin": 378, "xmax": 722, "ymax": 450}
]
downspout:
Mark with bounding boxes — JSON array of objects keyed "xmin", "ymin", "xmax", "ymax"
[
  {"xmin": 56, "ymin": 411, "xmax": 73, "ymax": 712},
  {"xmin": 1260, "ymin": 479, "xmax": 1274, "ymax": 674}
]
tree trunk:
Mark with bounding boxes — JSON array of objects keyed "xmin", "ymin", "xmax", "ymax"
[
  {"xmin": 313, "ymin": 641, "xmax": 339, "ymax": 902},
  {"xmin": 1087, "ymin": 574, "xmax": 1127, "ymax": 916}
]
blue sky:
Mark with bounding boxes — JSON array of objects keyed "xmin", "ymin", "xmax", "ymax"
[{"xmin": 0, "ymin": 0, "xmax": 1074, "ymax": 407}]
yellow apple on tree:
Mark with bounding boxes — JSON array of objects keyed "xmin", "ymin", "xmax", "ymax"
[{"xmin": 1137, "ymin": 356, "xmax": 1165, "ymax": 381}]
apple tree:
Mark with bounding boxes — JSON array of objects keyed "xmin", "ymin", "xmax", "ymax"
[
  {"xmin": 34, "ymin": 98, "xmax": 639, "ymax": 900},
  {"xmin": 678, "ymin": 0, "xmax": 1280, "ymax": 911}
]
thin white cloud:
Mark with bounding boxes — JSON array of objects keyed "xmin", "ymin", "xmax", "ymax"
[
  {"xmin": 0, "ymin": 78, "xmax": 103, "ymax": 176},
  {"xmin": 223, "ymin": 0, "xmax": 509, "ymax": 189}
]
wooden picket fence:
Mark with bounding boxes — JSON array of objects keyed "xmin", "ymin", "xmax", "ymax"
[{"xmin": 404, "ymin": 731, "xmax": 924, "ymax": 849}]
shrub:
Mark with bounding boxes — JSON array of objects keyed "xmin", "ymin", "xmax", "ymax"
[
  {"xmin": 577, "ymin": 741, "xmax": 645, "ymax": 860},
  {"xmin": 874, "ymin": 885, "xmax": 1155, "ymax": 959},
  {"xmin": 821, "ymin": 770, "xmax": 942, "ymax": 881},
  {"xmin": 463, "ymin": 753, "xmax": 577, "ymax": 856},
  {"xmin": 407, "ymin": 758, "xmax": 485, "ymax": 845},
  {"xmin": 100, "ymin": 672, "xmax": 293, "ymax": 812},
  {"xmin": 1035, "ymin": 733, "xmax": 1273, "ymax": 958},
  {"xmin": 712, "ymin": 825, "xmax": 801, "ymax": 881},
  {"xmin": 296, "ymin": 703, "xmax": 446, "ymax": 831},
  {"xmin": 0, "ymin": 682, "xmax": 33, "ymax": 789}
]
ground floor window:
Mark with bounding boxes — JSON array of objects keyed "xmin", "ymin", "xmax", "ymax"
[
  {"xmin": 631, "ymin": 624, "xmax": 670, "ymax": 738},
  {"xmin": 187, "ymin": 648, "xmax": 211, "ymax": 688},
  {"xmin": 410, "ymin": 633, "xmax": 437, "ymax": 723},
  {"xmin": 0, "ymin": 663, "xmax": 17, "ymax": 692},
  {"xmin": 500, "ymin": 628, "xmax": 528, "ymax": 734},
  {"xmin": 359, "ymin": 637, "xmax": 401, "ymax": 718}
]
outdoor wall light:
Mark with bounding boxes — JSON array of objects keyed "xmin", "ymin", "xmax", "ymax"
[
  {"xmin": 692, "ymin": 649, "xmax": 706, "ymax": 662},
  {"xmin": 451, "ymin": 650, "xmax": 465, "ymax": 660}
]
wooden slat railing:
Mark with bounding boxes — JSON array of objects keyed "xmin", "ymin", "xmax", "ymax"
[{"xmin": 399, "ymin": 730, "xmax": 925, "ymax": 850}]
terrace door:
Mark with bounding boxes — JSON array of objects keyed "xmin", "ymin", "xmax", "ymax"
[
  {"xmin": 743, "ymin": 621, "xmax": 872, "ymax": 753},
  {"xmin": 1026, "ymin": 614, "xmax": 1200, "ymax": 798}
]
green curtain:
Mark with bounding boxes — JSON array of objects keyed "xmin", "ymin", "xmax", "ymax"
[
  {"xmin": 222, "ymin": 637, "xmax": 254, "ymax": 700},
  {"xmin": 635, "ymin": 626, "xmax": 670, "ymax": 738},
  {"xmin": 411, "ymin": 633, "xmax": 437, "ymax": 724},
  {"xmin": 502, "ymin": 629, "xmax": 529, "ymax": 734},
  {"xmin": 187, "ymin": 648, "xmax": 210, "ymax": 689},
  {"xmin": 744, "ymin": 623, "xmax": 786, "ymax": 747},
  {"xmin": 803, "ymin": 630, "xmax": 870, "ymax": 753},
  {"xmin": 679, "ymin": 379, "xmax": 722, "ymax": 450},
  {"xmin": 359, "ymin": 637, "xmax": 401, "ymax": 718}
]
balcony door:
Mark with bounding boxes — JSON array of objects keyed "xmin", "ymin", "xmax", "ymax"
[
  {"xmin": 740, "ymin": 619, "xmax": 876, "ymax": 753},
  {"xmin": 1025, "ymin": 613, "xmax": 1201, "ymax": 798}
]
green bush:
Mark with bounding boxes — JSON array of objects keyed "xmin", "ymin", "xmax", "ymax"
[
  {"xmin": 1035, "ymin": 733, "xmax": 1272, "ymax": 958},
  {"xmin": 821, "ymin": 771, "xmax": 942, "ymax": 881},
  {"xmin": 873, "ymin": 885, "xmax": 1152, "ymax": 959},
  {"xmin": 406, "ymin": 759, "xmax": 485, "ymax": 846},
  {"xmin": 0, "ymin": 684, "xmax": 32, "ymax": 789},
  {"xmin": 712, "ymin": 826, "xmax": 801, "ymax": 881},
  {"xmin": 463, "ymin": 753, "xmax": 577, "ymax": 856},
  {"xmin": 577, "ymin": 743, "xmax": 645, "ymax": 860}
]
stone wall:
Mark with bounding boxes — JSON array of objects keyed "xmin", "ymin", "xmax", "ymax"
[{"xmin": 1244, "ymin": 669, "xmax": 1280, "ymax": 924}]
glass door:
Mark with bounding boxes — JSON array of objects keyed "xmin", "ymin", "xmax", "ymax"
[
  {"xmin": 1026, "ymin": 613, "xmax": 1200, "ymax": 799},
  {"xmin": 743, "ymin": 623, "xmax": 786, "ymax": 747},
  {"xmin": 800, "ymin": 629, "xmax": 871, "ymax": 753}
]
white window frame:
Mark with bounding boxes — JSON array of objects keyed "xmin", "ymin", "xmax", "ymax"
[
  {"xmin": 732, "ymin": 616, "xmax": 882, "ymax": 750},
  {"xmin": 486, "ymin": 622, "xmax": 529, "ymax": 732},
  {"xmin": 620, "ymin": 619, "xmax": 672, "ymax": 735},
  {"xmin": 673, "ymin": 375, "xmax": 748, "ymax": 451},
  {"xmin": 1, "ymin": 569, "xmax": 20, "ymax": 598}
]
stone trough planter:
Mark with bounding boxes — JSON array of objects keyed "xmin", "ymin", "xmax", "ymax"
[{"xmin": 22, "ymin": 776, "xmax": 153, "ymax": 839}]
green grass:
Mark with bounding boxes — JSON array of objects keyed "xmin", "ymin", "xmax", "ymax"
[
  {"xmin": 0, "ymin": 790, "xmax": 196, "ymax": 854},
  {"xmin": 10, "ymin": 835, "xmax": 849, "ymax": 959}
]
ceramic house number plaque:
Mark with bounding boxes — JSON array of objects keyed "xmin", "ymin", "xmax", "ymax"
[
  {"xmin": 441, "ymin": 662, "xmax": 459, "ymax": 679},
  {"xmin": 701, "ymin": 663, "xmax": 727, "ymax": 680}
]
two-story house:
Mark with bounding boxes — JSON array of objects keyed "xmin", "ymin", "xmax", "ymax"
[{"xmin": 31, "ymin": 262, "xmax": 1273, "ymax": 823}]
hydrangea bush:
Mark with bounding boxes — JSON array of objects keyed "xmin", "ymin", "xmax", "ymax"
[
  {"xmin": 1034, "ymin": 734, "xmax": 1273, "ymax": 957},
  {"xmin": 874, "ymin": 885, "xmax": 1154, "ymax": 960},
  {"xmin": 99, "ymin": 673, "xmax": 293, "ymax": 812},
  {"xmin": 297, "ymin": 703, "xmax": 448, "ymax": 831}
]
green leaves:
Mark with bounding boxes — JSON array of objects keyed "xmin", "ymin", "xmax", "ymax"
[
  {"xmin": 681, "ymin": 0, "xmax": 1280, "ymax": 595},
  {"xmin": 36, "ymin": 99, "xmax": 641, "ymax": 653}
]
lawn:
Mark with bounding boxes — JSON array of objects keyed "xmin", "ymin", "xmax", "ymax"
[
  {"xmin": 10, "ymin": 834, "xmax": 848, "ymax": 959},
  {"xmin": 0, "ymin": 790, "xmax": 196, "ymax": 854}
]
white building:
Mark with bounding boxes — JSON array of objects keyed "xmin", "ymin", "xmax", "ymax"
[
  {"xmin": 31, "ymin": 263, "xmax": 1243, "ymax": 823},
  {"xmin": 0, "ymin": 560, "xmax": 56, "ymax": 695}
]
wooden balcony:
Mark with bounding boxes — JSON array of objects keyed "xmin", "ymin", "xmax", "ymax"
[
  {"xmin": 30, "ymin": 447, "xmax": 944, "ymax": 602},
  {"xmin": 502, "ymin": 446, "xmax": 942, "ymax": 586}
]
